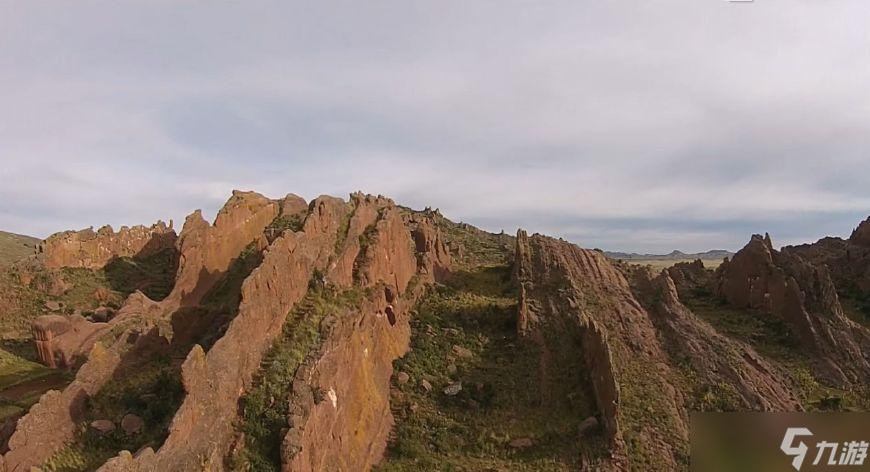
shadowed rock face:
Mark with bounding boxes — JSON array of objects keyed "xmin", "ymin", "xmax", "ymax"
[
  {"xmin": 716, "ymin": 234, "xmax": 870, "ymax": 386},
  {"xmin": 515, "ymin": 230, "xmax": 687, "ymax": 470},
  {"xmin": 44, "ymin": 194, "xmax": 449, "ymax": 472},
  {"xmin": 40, "ymin": 222, "xmax": 177, "ymax": 270},
  {"xmin": 3, "ymin": 191, "xmax": 281, "ymax": 471}
]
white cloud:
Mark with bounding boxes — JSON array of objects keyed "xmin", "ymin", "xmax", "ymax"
[{"xmin": 1, "ymin": 1, "xmax": 868, "ymax": 252}]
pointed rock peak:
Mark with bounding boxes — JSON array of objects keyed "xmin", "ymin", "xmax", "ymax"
[
  {"xmin": 849, "ymin": 216, "xmax": 870, "ymax": 247},
  {"xmin": 764, "ymin": 232, "xmax": 773, "ymax": 250},
  {"xmin": 180, "ymin": 210, "xmax": 209, "ymax": 236}
]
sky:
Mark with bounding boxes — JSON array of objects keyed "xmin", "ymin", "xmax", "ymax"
[{"xmin": 1, "ymin": 1, "xmax": 869, "ymax": 253}]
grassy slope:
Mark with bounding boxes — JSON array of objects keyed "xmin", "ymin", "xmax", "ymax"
[
  {"xmin": 682, "ymin": 288, "xmax": 870, "ymax": 412},
  {"xmin": 378, "ymin": 258, "xmax": 595, "ymax": 470},
  {"xmin": 0, "ymin": 231, "xmax": 39, "ymax": 267}
]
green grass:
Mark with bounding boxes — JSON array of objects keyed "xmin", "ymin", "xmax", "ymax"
[
  {"xmin": 0, "ymin": 231, "xmax": 39, "ymax": 267},
  {"xmin": 683, "ymin": 290, "xmax": 870, "ymax": 412},
  {"xmin": 377, "ymin": 265, "xmax": 598, "ymax": 471},
  {"xmin": 263, "ymin": 214, "xmax": 305, "ymax": 243},
  {"xmin": 44, "ymin": 356, "xmax": 184, "ymax": 472},
  {"xmin": 0, "ymin": 348, "xmax": 65, "ymax": 422},
  {"xmin": 231, "ymin": 286, "xmax": 364, "ymax": 471},
  {"xmin": 103, "ymin": 248, "xmax": 178, "ymax": 301}
]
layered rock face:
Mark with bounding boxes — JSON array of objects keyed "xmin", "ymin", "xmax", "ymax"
[
  {"xmin": 2, "ymin": 190, "xmax": 451, "ymax": 472},
  {"xmin": 3, "ymin": 191, "xmax": 281, "ymax": 471},
  {"xmin": 40, "ymin": 222, "xmax": 177, "ymax": 270},
  {"xmin": 784, "ymin": 217, "xmax": 870, "ymax": 300},
  {"xmin": 715, "ymin": 234, "xmax": 870, "ymax": 385},
  {"xmin": 515, "ymin": 230, "xmax": 687, "ymax": 470},
  {"xmin": 631, "ymin": 268, "xmax": 801, "ymax": 412}
]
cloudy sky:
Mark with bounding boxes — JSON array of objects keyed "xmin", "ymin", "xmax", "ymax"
[{"xmin": 2, "ymin": 1, "xmax": 868, "ymax": 253}]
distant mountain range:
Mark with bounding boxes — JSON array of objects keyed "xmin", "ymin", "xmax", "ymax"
[{"xmin": 603, "ymin": 249, "xmax": 733, "ymax": 261}]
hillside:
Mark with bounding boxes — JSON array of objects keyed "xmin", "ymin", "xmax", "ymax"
[
  {"xmin": 0, "ymin": 191, "xmax": 866, "ymax": 471},
  {"xmin": 0, "ymin": 231, "xmax": 39, "ymax": 267}
]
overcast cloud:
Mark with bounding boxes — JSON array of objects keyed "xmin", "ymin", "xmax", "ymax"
[{"xmin": 1, "ymin": 1, "xmax": 868, "ymax": 253}]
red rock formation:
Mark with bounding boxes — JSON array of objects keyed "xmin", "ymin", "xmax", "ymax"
[
  {"xmin": 3, "ymin": 343, "xmax": 122, "ymax": 469},
  {"xmin": 280, "ymin": 193, "xmax": 309, "ymax": 219},
  {"xmin": 40, "ymin": 221, "xmax": 176, "ymax": 270},
  {"xmin": 410, "ymin": 214, "xmax": 452, "ymax": 283},
  {"xmin": 31, "ymin": 314, "xmax": 108, "ymax": 369},
  {"xmin": 631, "ymin": 267, "xmax": 801, "ymax": 411},
  {"xmin": 168, "ymin": 190, "xmax": 279, "ymax": 308},
  {"xmin": 716, "ymin": 234, "xmax": 870, "ymax": 386},
  {"xmin": 282, "ymin": 291, "xmax": 412, "ymax": 471},
  {"xmin": 327, "ymin": 193, "xmax": 391, "ymax": 287},
  {"xmin": 665, "ymin": 259, "xmax": 712, "ymax": 299},
  {"xmin": 4, "ymin": 191, "xmax": 283, "ymax": 471},
  {"xmin": 354, "ymin": 207, "xmax": 416, "ymax": 294},
  {"xmin": 515, "ymin": 230, "xmax": 688, "ymax": 470}
]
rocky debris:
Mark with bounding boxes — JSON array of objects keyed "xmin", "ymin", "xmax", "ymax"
[
  {"xmin": 451, "ymin": 345, "xmax": 473, "ymax": 358},
  {"xmin": 443, "ymin": 382, "xmax": 463, "ymax": 396},
  {"xmin": 716, "ymin": 234, "xmax": 870, "ymax": 386},
  {"xmin": 121, "ymin": 414, "xmax": 143, "ymax": 436},
  {"xmin": 90, "ymin": 419, "xmax": 116, "ymax": 435},
  {"xmin": 631, "ymin": 267, "xmax": 802, "ymax": 411},
  {"xmin": 40, "ymin": 221, "xmax": 176, "ymax": 270},
  {"xmin": 396, "ymin": 372, "xmax": 410, "ymax": 385},
  {"xmin": 508, "ymin": 437, "xmax": 533, "ymax": 449},
  {"xmin": 44, "ymin": 300, "xmax": 61, "ymax": 312},
  {"xmin": 420, "ymin": 379, "xmax": 433, "ymax": 393},
  {"xmin": 578, "ymin": 416, "xmax": 599, "ymax": 437}
]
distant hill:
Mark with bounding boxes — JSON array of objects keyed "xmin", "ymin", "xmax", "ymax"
[
  {"xmin": 603, "ymin": 249, "xmax": 733, "ymax": 261},
  {"xmin": 0, "ymin": 231, "xmax": 40, "ymax": 266}
]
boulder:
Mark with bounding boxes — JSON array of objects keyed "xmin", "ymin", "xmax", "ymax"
[
  {"xmin": 121, "ymin": 414, "xmax": 143, "ymax": 436},
  {"xmin": 451, "ymin": 345, "xmax": 473, "ymax": 358},
  {"xmin": 509, "ymin": 437, "xmax": 533, "ymax": 449},
  {"xmin": 90, "ymin": 420, "xmax": 115, "ymax": 435},
  {"xmin": 44, "ymin": 300, "xmax": 61, "ymax": 312},
  {"xmin": 443, "ymin": 382, "xmax": 463, "ymax": 396},
  {"xmin": 396, "ymin": 372, "xmax": 410, "ymax": 385}
]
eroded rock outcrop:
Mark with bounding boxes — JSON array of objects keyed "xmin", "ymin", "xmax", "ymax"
[
  {"xmin": 40, "ymin": 221, "xmax": 176, "ymax": 270},
  {"xmin": 515, "ymin": 230, "xmax": 687, "ymax": 470},
  {"xmin": 631, "ymin": 267, "xmax": 801, "ymax": 412},
  {"xmin": 716, "ymin": 234, "xmax": 870, "ymax": 386},
  {"xmin": 31, "ymin": 314, "xmax": 108, "ymax": 369},
  {"xmin": 3, "ymin": 191, "xmax": 282, "ymax": 471},
  {"xmin": 281, "ymin": 291, "xmax": 412, "ymax": 471}
]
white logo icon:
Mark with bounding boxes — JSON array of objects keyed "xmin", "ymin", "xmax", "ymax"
[{"xmin": 781, "ymin": 428, "xmax": 813, "ymax": 471}]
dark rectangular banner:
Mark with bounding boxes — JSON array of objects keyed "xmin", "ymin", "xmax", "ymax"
[{"xmin": 692, "ymin": 413, "xmax": 870, "ymax": 472}]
